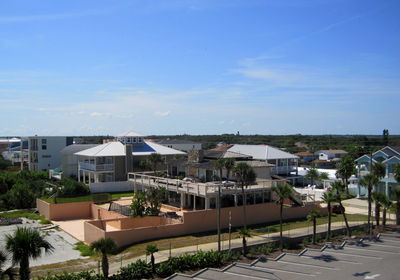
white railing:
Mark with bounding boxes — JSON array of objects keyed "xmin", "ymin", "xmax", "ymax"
[
  {"xmin": 79, "ymin": 162, "xmax": 113, "ymax": 172},
  {"xmin": 271, "ymin": 166, "xmax": 296, "ymax": 174}
]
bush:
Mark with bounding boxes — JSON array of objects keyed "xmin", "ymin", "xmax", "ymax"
[
  {"xmin": 57, "ymin": 178, "xmax": 90, "ymax": 197},
  {"xmin": 249, "ymin": 243, "xmax": 276, "ymax": 255},
  {"xmin": 112, "ymin": 259, "xmax": 152, "ymax": 280},
  {"xmin": 37, "ymin": 271, "xmax": 99, "ymax": 280},
  {"xmin": 39, "ymin": 219, "xmax": 52, "ymax": 225},
  {"xmin": 74, "ymin": 242, "xmax": 96, "ymax": 257}
]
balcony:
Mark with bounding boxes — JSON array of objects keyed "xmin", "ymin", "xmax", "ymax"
[
  {"xmin": 271, "ymin": 166, "xmax": 297, "ymax": 175},
  {"xmin": 79, "ymin": 162, "xmax": 114, "ymax": 172}
]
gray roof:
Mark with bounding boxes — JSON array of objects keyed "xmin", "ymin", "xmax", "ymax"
[
  {"xmin": 228, "ymin": 144, "xmax": 298, "ymax": 160},
  {"xmin": 240, "ymin": 160, "xmax": 275, "ymax": 168},
  {"xmin": 204, "ymin": 150, "xmax": 252, "ymax": 160},
  {"xmin": 60, "ymin": 144, "xmax": 98, "ymax": 155},
  {"xmin": 380, "ymin": 146, "xmax": 400, "ymax": 157},
  {"xmin": 157, "ymin": 139, "xmax": 201, "ymax": 145},
  {"xmin": 316, "ymin": 149, "xmax": 348, "ymax": 155}
]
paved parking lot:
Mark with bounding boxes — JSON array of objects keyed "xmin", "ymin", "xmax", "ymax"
[
  {"xmin": 0, "ymin": 218, "xmax": 86, "ymax": 267},
  {"xmin": 168, "ymin": 232, "xmax": 400, "ymax": 280}
]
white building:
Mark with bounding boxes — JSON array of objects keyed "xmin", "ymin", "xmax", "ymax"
[
  {"xmin": 315, "ymin": 149, "xmax": 348, "ymax": 161},
  {"xmin": 27, "ymin": 136, "xmax": 73, "ymax": 171},
  {"xmin": 60, "ymin": 144, "xmax": 98, "ymax": 178},
  {"xmin": 228, "ymin": 144, "xmax": 299, "ymax": 176},
  {"xmin": 156, "ymin": 139, "xmax": 202, "ymax": 151}
]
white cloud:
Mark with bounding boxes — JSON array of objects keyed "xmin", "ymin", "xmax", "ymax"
[{"xmin": 154, "ymin": 111, "xmax": 171, "ymax": 117}]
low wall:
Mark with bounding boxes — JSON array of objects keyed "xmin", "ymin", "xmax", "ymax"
[
  {"xmin": 36, "ymin": 199, "xmax": 92, "ymax": 220},
  {"xmin": 91, "ymin": 204, "xmax": 126, "ymax": 220},
  {"xmin": 85, "ymin": 202, "xmax": 327, "ymax": 247},
  {"xmin": 89, "ymin": 181, "xmax": 133, "ymax": 193},
  {"xmin": 84, "ymin": 220, "xmax": 106, "ymax": 244}
]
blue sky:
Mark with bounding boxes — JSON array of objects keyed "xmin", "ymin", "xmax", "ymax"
[{"xmin": 0, "ymin": 0, "xmax": 399, "ymax": 136}]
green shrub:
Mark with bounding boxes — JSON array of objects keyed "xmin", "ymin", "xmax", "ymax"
[
  {"xmin": 39, "ymin": 219, "xmax": 52, "ymax": 225},
  {"xmin": 249, "ymin": 243, "xmax": 276, "ymax": 255},
  {"xmin": 156, "ymin": 261, "xmax": 176, "ymax": 278},
  {"xmin": 37, "ymin": 271, "xmax": 98, "ymax": 280},
  {"xmin": 112, "ymin": 259, "xmax": 152, "ymax": 280},
  {"xmin": 74, "ymin": 242, "xmax": 96, "ymax": 257}
]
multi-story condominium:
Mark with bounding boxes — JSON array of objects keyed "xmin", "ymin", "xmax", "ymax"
[
  {"xmin": 355, "ymin": 146, "xmax": 400, "ymax": 197},
  {"xmin": 156, "ymin": 139, "xmax": 202, "ymax": 151},
  {"xmin": 27, "ymin": 136, "xmax": 73, "ymax": 171},
  {"xmin": 74, "ymin": 132, "xmax": 185, "ymax": 184}
]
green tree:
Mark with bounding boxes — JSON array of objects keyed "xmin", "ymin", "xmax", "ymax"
[
  {"xmin": 307, "ymin": 209, "xmax": 320, "ymax": 245},
  {"xmin": 372, "ymin": 162, "xmax": 386, "ymax": 179},
  {"xmin": 145, "ymin": 187, "xmax": 167, "ymax": 215},
  {"xmin": 147, "ymin": 153, "xmax": 163, "ymax": 176},
  {"xmin": 214, "ymin": 158, "xmax": 225, "ymax": 181},
  {"xmin": 90, "ymin": 238, "xmax": 117, "ymax": 279},
  {"xmin": 145, "ymin": 244, "xmax": 159, "ymax": 273},
  {"xmin": 272, "ymin": 183, "xmax": 293, "ymax": 251},
  {"xmin": 130, "ymin": 192, "xmax": 147, "ymax": 217},
  {"xmin": 237, "ymin": 228, "xmax": 252, "ymax": 257},
  {"xmin": 331, "ymin": 181, "xmax": 351, "ymax": 236},
  {"xmin": 381, "ymin": 194, "xmax": 392, "ymax": 227},
  {"xmin": 322, "ymin": 190, "xmax": 336, "ymax": 241},
  {"xmin": 8, "ymin": 182, "xmax": 35, "ymax": 209},
  {"xmin": 234, "ymin": 163, "xmax": 256, "ymax": 230},
  {"xmin": 5, "ymin": 227, "xmax": 53, "ymax": 280},
  {"xmin": 360, "ymin": 174, "xmax": 380, "ymax": 236},
  {"xmin": 223, "ymin": 158, "xmax": 236, "ymax": 180},
  {"xmin": 213, "ymin": 158, "xmax": 225, "ymax": 252},
  {"xmin": 305, "ymin": 165, "xmax": 319, "ymax": 185},
  {"xmin": 336, "ymin": 156, "xmax": 356, "ymax": 194},
  {"xmin": 372, "ymin": 192, "xmax": 385, "ymax": 227}
]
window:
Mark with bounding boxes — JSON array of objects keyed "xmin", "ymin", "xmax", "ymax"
[
  {"xmin": 127, "ymin": 137, "xmax": 131, "ymax": 143},
  {"xmin": 42, "ymin": 155, "xmax": 51, "ymax": 158},
  {"xmin": 42, "ymin": 145, "xmax": 47, "ymax": 150},
  {"xmin": 138, "ymin": 138, "xmax": 142, "ymax": 143},
  {"xmin": 41, "ymin": 139, "xmax": 47, "ymax": 144},
  {"xmin": 133, "ymin": 137, "xmax": 137, "ymax": 143}
]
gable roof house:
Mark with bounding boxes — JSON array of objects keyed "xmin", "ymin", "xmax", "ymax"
[
  {"xmin": 227, "ymin": 144, "xmax": 299, "ymax": 176},
  {"xmin": 355, "ymin": 146, "xmax": 400, "ymax": 197},
  {"xmin": 73, "ymin": 132, "xmax": 185, "ymax": 192}
]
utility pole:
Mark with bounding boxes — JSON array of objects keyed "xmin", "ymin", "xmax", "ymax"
[{"xmin": 217, "ymin": 183, "xmax": 221, "ymax": 252}]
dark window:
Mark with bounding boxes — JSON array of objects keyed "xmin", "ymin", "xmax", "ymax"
[
  {"xmin": 42, "ymin": 145, "xmax": 47, "ymax": 150},
  {"xmin": 41, "ymin": 139, "xmax": 47, "ymax": 144}
]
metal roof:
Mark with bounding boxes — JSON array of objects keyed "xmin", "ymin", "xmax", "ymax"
[
  {"xmin": 117, "ymin": 131, "xmax": 145, "ymax": 137},
  {"xmin": 75, "ymin": 141, "xmax": 186, "ymax": 157},
  {"xmin": 60, "ymin": 144, "xmax": 99, "ymax": 155},
  {"xmin": 228, "ymin": 144, "xmax": 298, "ymax": 160}
]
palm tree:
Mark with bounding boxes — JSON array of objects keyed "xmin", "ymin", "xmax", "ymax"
[
  {"xmin": 359, "ymin": 174, "xmax": 380, "ymax": 237},
  {"xmin": 305, "ymin": 165, "xmax": 319, "ymax": 185},
  {"xmin": 381, "ymin": 194, "xmax": 392, "ymax": 227},
  {"xmin": 90, "ymin": 237, "xmax": 117, "ymax": 278},
  {"xmin": 0, "ymin": 250, "xmax": 15, "ymax": 280},
  {"xmin": 393, "ymin": 163, "xmax": 400, "ymax": 225},
  {"xmin": 336, "ymin": 156, "xmax": 356, "ymax": 194},
  {"xmin": 322, "ymin": 190, "xmax": 336, "ymax": 241},
  {"xmin": 5, "ymin": 227, "xmax": 53, "ymax": 280},
  {"xmin": 234, "ymin": 163, "xmax": 256, "ymax": 230},
  {"xmin": 237, "ymin": 228, "xmax": 251, "ymax": 257},
  {"xmin": 372, "ymin": 162, "xmax": 386, "ymax": 180},
  {"xmin": 145, "ymin": 244, "xmax": 159, "ymax": 273},
  {"xmin": 224, "ymin": 158, "xmax": 236, "ymax": 181},
  {"xmin": 272, "ymin": 183, "xmax": 293, "ymax": 251},
  {"xmin": 307, "ymin": 209, "xmax": 320, "ymax": 245},
  {"xmin": 331, "ymin": 181, "xmax": 351, "ymax": 236},
  {"xmin": 372, "ymin": 192, "xmax": 384, "ymax": 227},
  {"xmin": 147, "ymin": 153, "xmax": 163, "ymax": 176}
]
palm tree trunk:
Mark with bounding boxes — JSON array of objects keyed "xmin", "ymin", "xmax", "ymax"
[
  {"xmin": 375, "ymin": 205, "xmax": 380, "ymax": 227},
  {"xmin": 339, "ymin": 201, "xmax": 351, "ymax": 236},
  {"xmin": 102, "ymin": 254, "xmax": 109, "ymax": 278},
  {"xmin": 383, "ymin": 208, "xmax": 387, "ymax": 227},
  {"xmin": 327, "ymin": 203, "xmax": 331, "ymax": 241},
  {"xmin": 151, "ymin": 254, "xmax": 155, "ymax": 273},
  {"xmin": 242, "ymin": 186, "xmax": 247, "ymax": 229},
  {"xmin": 312, "ymin": 217, "xmax": 316, "ymax": 245},
  {"xmin": 280, "ymin": 203, "xmax": 283, "ymax": 251},
  {"xmin": 242, "ymin": 235, "xmax": 247, "ymax": 256},
  {"xmin": 19, "ymin": 255, "xmax": 30, "ymax": 280},
  {"xmin": 396, "ymin": 200, "xmax": 400, "ymax": 226},
  {"xmin": 368, "ymin": 186, "xmax": 372, "ymax": 237}
]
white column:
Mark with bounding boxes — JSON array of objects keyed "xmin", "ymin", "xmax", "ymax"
[
  {"xmin": 205, "ymin": 197, "xmax": 210, "ymax": 210},
  {"xmin": 193, "ymin": 195, "xmax": 196, "ymax": 210}
]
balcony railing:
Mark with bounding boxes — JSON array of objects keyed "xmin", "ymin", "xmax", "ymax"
[
  {"xmin": 271, "ymin": 166, "xmax": 296, "ymax": 175},
  {"xmin": 79, "ymin": 162, "xmax": 114, "ymax": 172}
]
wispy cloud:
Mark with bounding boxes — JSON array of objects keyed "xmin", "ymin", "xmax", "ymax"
[
  {"xmin": 154, "ymin": 111, "xmax": 171, "ymax": 117},
  {"xmin": 0, "ymin": 9, "xmax": 109, "ymax": 23}
]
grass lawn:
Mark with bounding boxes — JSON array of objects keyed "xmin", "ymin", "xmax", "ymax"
[
  {"xmin": 0, "ymin": 210, "xmax": 42, "ymax": 220},
  {"xmin": 41, "ymin": 192, "xmax": 134, "ymax": 204}
]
